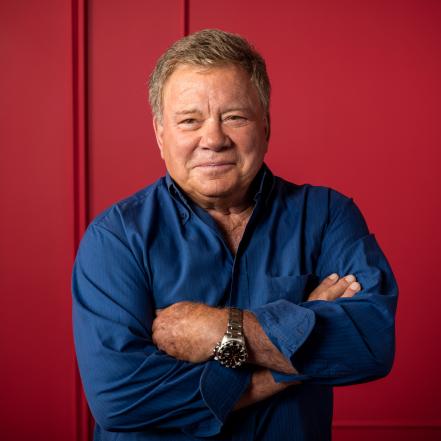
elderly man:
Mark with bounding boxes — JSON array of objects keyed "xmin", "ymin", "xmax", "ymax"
[{"xmin": 72, "ymin": 29, "xmax": 397, "ymax": 441}]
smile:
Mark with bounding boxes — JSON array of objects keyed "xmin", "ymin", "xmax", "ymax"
[{"xmin": 195, "ymin": 162, "xmax": 235, "ymax": 169}]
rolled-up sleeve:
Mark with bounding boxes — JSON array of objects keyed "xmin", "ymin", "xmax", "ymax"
[
  {"xmin": 250, "ymin": 191, "xmax": 398, "ymax": 385},
  {"xmin": 72, "ymin": 219, "xmax": 250, "ymax": 437}
]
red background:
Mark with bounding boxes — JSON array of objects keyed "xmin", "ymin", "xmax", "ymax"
[{"xmin": 1, "ymin": 1, "xmax": 440, "ymax": 440}]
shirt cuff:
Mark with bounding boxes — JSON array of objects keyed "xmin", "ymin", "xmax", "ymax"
[
  {"xmin": 195, "ymin": 360, "xmax": 251, "ymax": 437},
  {"xmin": 249, "ymin": 299, "xmax": 316, "ymax": 382}
]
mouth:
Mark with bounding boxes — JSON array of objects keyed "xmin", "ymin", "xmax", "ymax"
[{"xmin": 195, "ymin": 162, "xmax": 235, "ymax": 169}]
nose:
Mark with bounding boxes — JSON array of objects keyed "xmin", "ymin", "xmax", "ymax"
[{"xmin": 200, "ymin": 119, "xmax": 231, "ymax": 151}]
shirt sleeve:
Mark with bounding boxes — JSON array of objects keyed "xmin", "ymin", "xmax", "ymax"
[
  {"xmin": 250, "ymin": 190, "xmax": 398, "ymax": 385},
  {"xmin": 72, "ymin": 218, "xmax": 250, "ymax": 437}
]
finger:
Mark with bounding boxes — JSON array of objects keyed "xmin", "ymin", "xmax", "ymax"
[
  {"xmin": 320, "ymin": 274, "xmax": 358, "ymax": 301},
  {"xmin": 307, "ymin": 273, "xmax": 339, "ymax": 300},
  {"xmin": 319, "ymin": 273, "xmax": 340, "ymax": 288},
  {"xmin": 341, "ymin": 281, "xmax": 362, "ymax": 298}
]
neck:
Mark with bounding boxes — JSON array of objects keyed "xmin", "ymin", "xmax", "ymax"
[{"xmin": 186, "ymin": 189, "xmax": 254, "ymax": 215}]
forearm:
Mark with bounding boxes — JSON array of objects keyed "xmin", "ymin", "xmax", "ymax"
[
  {"xmin": 242, "ymin": 273, "xmax": 362, "ymax": 374},
  {"xmin": 250, "ymin": 277, "xmax": 396, "ymax": 385},
  {"xmin": 243, "ymin": 310, "xmax": 297, "ymax": 374},
  {"xmin": 234, "ymin": 368, "xmax": 298, "ymax": 410}
]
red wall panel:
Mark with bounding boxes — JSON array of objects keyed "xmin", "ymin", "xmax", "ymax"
[
  {"xmin": 0, "ymin": 1, "xmax": 76, "ymax": 440},
  {"xmin": 87, "ymin": 0, "xmax": 183, "ymax": 218}
]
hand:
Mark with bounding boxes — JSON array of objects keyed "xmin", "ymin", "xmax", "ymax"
[
  {"xmin": 152, "ymin": 301, "xmax": 227, "ymax": 363},
  {"xmin": 307, "ymin": 273, "xmax": 361, "ymax": 301}
]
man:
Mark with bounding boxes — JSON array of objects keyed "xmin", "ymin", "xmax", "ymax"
[{"xmin": 72, "ymin": 29, "xmax": 397, "ymax": 441}]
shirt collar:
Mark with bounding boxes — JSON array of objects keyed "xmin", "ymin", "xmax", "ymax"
[
  {"xmin": 252, "ymin": 162, "xmax": 275, "ymax": 205},
  {"xmin": 165, "ymin": 162, "xmax": 275, "ymax": 208}
]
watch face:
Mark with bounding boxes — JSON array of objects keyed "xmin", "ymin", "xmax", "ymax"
[{"xmin": 215, "ymin": 340, "xmax": 248, "ymax": 368}]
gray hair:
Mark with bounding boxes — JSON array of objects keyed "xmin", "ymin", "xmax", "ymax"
[{"xmin": 148, "ymin": 29, "xmax": 271, "ymax": 138}]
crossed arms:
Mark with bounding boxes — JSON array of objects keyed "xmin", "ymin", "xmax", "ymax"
[{"xmin": 152, "ymin": 273, "xmax": 362, "ymax": 410}]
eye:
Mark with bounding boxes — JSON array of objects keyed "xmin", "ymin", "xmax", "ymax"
[
  {"xmin": 223, "ymin": 114, "xmax": 248, "ymax": 126},
  {"xmin": 177, "ymin": 118, "xmax": 202, "ymax": 130},
  {"xmin": 179, "ymin": 118, "xmax": 197, "ymax": 125}
]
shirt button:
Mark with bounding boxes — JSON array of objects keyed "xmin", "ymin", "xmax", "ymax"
[{"xmin": 180, "ymin": 212, "xmax": 188, "ymax": 221}]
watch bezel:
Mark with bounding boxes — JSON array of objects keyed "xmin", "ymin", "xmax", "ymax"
[{"xmin": 213, "ymin": 339, "xmax": 248, "ymax": 368}]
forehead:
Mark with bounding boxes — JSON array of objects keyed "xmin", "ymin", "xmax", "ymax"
[{"xmin": 162, "ymin": 63, "xmax": 260, "ymax": 111}]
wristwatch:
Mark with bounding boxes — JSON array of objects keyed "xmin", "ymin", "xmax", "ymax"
[{"xmin": 213, "ymin": 307, "xmax": 248, "ymax": 368}]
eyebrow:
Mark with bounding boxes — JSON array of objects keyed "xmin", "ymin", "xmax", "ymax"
[
  {"xmin": 174, "ymin": 109, "xmax": 201, "ymax": 116},
  {"xmin": 173, "ymin": 107, "xmax": 250, "ymax": 116},
  {"xmin": 223, "ymin": 107, "xmax": 249, "ymax": 113}
]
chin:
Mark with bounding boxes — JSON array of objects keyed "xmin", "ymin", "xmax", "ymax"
[
  {"xmin": 198, "ymin": 186, "xmax": 233, "ymax": 199},
  {"xmin": 195, "ymin": 180, "xmax": 238, "ymax": 198}
]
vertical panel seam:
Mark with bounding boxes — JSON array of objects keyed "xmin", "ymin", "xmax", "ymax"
[
  {"xmin": 72, "ymin": 0, "xmax": 91, "ymax": 440},
  {"xmin": 182, "ymin": 0, "xmax": 189, "ymax": 36}
]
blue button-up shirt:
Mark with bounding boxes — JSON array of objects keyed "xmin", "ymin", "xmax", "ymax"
[{"xmin": 72, "ymin": 164, "xmax": 397, "ymax": 441}]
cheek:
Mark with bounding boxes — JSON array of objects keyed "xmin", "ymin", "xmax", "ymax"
[
  {"xmin": 237, "ymin": 133, "xmax": 268, "ymax": 160},
  {"xmin": 164, "ymin": 132, "xmax": 198, "ymax": 159}
]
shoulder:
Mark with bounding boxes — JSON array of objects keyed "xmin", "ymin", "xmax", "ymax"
[
  {"xmin": 76, "ymin": 177, "xmax": 167, "ymax": 284},
  {"xmin": 89, "ymin": 176, "xmax": 167, "ymax": 233},
  {"xmin": 272, "ymin": 175, "xmax": 369, "ymax": 236},
  {"xmin": 273, "ymin": 175, "xmax": 355, "ymax": 217},
  {"xmin": 272, "ymin": 175, "xmax": 370, "ymax": 252}
]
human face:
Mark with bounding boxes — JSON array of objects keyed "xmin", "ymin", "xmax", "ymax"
[{"xmin": 153, "ymin": 64, "xmax": 269, "ymax": 207}]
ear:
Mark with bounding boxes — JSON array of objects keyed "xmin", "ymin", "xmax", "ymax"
[
  {"xmin": 153, "ymin": 116, "xmax": 165, "ymax": 159},
  {"xmin": 264, "ymin": 113, "xmax": 271, "ymax": 142}
]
